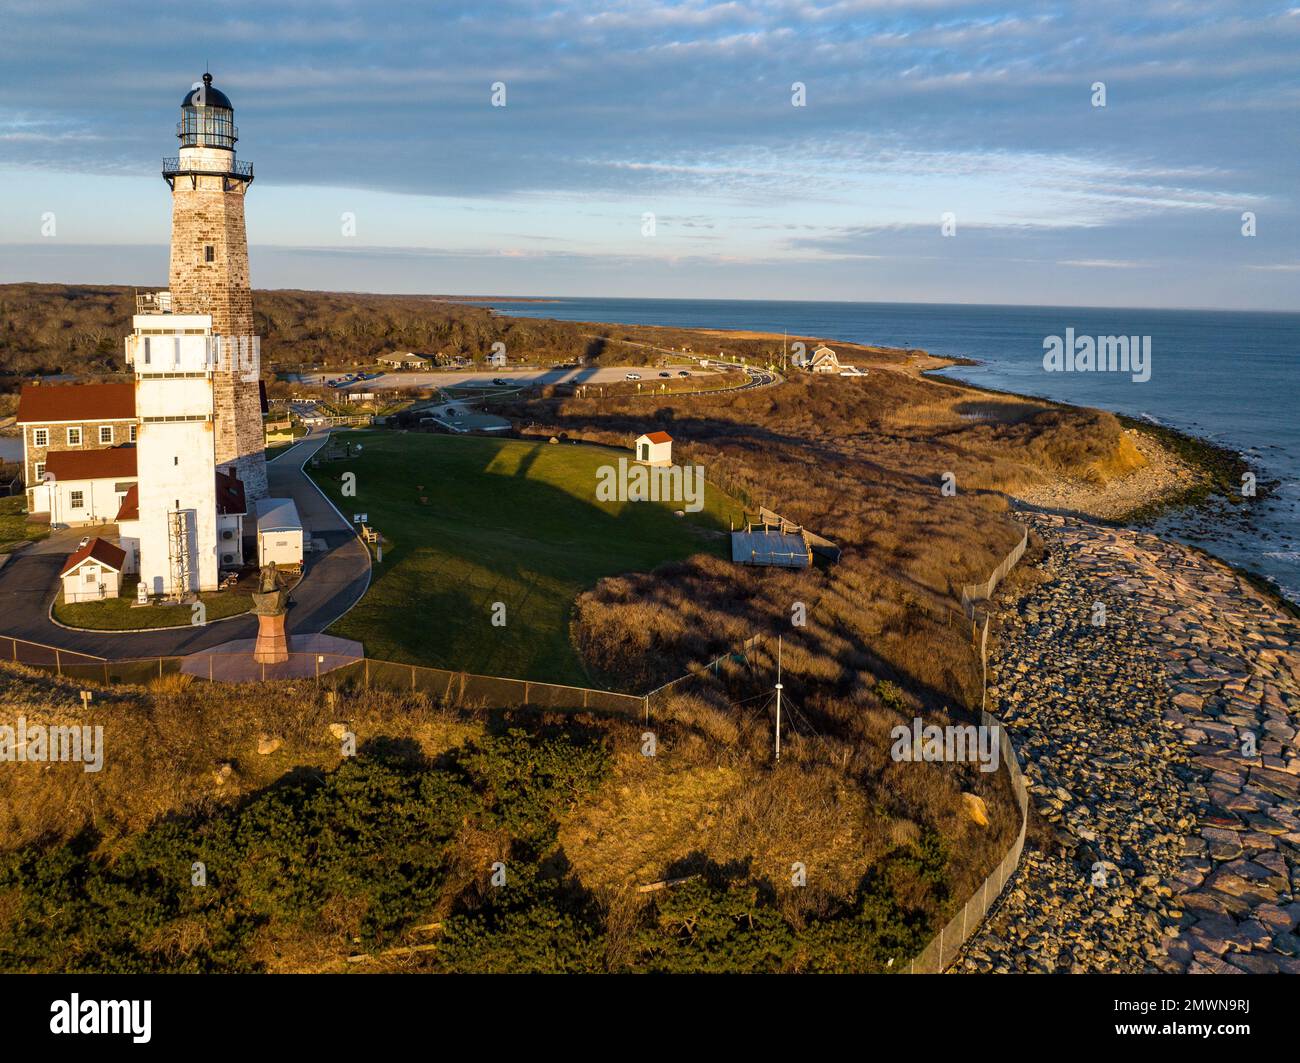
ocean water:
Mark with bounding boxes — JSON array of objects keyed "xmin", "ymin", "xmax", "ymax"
[{"xmin": 485, "ymin": 297, "xmax": 1300, "ymax": 603}]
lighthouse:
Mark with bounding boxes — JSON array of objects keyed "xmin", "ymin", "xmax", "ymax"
[{"xmin": 161, "ymin": 72, "xmax": 268, "ymax": 502}]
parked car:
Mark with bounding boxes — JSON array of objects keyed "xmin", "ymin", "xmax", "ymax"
[
  {"xmin": 678, "ymin": 370, "xmax": 691, "ymax": 377},
  {"xmin": 493, "ymin": 378, "xmax": 509, "ymax": 385},
  {"xmin": 78, "ymin": 536, "xmax": 91, "ymax": 549},
  {"xmin": 625, "ymin": 372, "xmax": 641, "ymax": 380},
  {"xmin": 659, "ymin": 371, "xmax": 671, "ymax": 378}
]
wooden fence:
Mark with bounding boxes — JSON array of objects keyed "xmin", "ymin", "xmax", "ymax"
[{"xmin": 904, "ymin": 518, "xmax": 1033, "ymax": 972}]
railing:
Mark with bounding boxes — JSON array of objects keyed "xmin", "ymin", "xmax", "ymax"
[
  {"xmin": 162, "ymin": 157, "xmax": 254, "ymax": 180},
  {"xmin": 1, "ymin": 635, "xmax": 105, "ymax": 671},
  {"xmin": 135, "ymin": 291, "xmax": 172, "ymax": 314},
  {"xmin": 175, "ymin": 121, "xmax": 239, "ymax": 146}
]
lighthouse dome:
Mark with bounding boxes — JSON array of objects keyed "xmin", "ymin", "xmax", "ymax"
[
  {"xmin": 182, "ymin": 72, "xmax": 234, "ymax": 110},
  {"xmin": 178, "ymin": 73, "xmax": 237, "ymax": 149}
]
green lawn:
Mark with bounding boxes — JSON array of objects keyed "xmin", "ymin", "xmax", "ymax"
[
  {"xmin": 0, "ymin": 495, "xmax": 48, "ymax": 552},
  {"xmin": 309, "ymin": 432, "xmax": 736, "ymax": 686},
  {"xmin": 53, "ymin": 577, "xmax": 252, "ymax": 631}
]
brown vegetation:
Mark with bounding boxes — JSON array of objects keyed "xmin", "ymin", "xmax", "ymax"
[
  {"xmin": 0, "ymin": 283, "xmax": 881, "ymax": 382},
  {"xmin": 0, "ymin": 660, "xmax": 1015, "ymax": 972}
]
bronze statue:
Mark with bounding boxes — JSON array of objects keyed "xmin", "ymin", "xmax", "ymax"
[{"xmin": 251, "ymin": 563, "xmax": 291, "ymax": 662}]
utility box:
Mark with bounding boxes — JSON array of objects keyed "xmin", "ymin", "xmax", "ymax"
[{"xmin": 255, "ymin": 497, "xmax": 304, "ymax": 568}]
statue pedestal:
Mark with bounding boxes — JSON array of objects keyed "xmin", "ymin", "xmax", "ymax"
[
  {"xmin": 253, "ymin": 611, "xmax": 289, "ymax": 664},
  {"xmin": 251, "ymin": 577, "xmax": 291, "ymax": 665}
]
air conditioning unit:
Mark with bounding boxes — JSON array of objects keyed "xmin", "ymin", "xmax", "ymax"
[
  {"xmin": 222, "ymin": 553, "xmax": 235, "ymax": 566},
  {"xmin": 221, "ymin": 529, "xmax": 234, "ymax": 540}
]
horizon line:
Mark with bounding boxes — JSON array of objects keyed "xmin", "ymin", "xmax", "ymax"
[{"xmin": 1, "ymin": 278, "xmax": 1296, "ymax": 317}]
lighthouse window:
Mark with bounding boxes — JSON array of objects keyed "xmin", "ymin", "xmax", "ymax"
[
  {"xmin": 143, "ymin": 336, "xmax": 151, "ymax": 365},
  {"xmin": 205, "ymin": 245, "xmax": 215, "ymax": 263}
]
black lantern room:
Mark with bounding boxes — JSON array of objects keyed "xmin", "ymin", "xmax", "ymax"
[
  {"xmin": 178, "ymin": 73, "xmax": 238, "ymax": 150},
  {"xmin": 163, "ymin": 73, "xmax": 253, "ymax": 187}
]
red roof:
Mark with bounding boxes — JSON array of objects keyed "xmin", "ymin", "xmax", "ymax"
[
  {"xmin": 115, "ymin": 484, "xmax": 139, "ymax": 522},
  {"xmin": 60, "ymin": 537, "xmax": 127, "ymax": 576},
  {"xmin": 17, "ymin": 383, "xmax": 135, "ymax": 424},
  {"xmin": 641, "ymin": 431, "xmax": 673, "ymax": 445},
  {"xmin": 215, "ymin": 469, "xmax": 247, "ymax": 515},
  {"xmin": 44, "ymin": 448, "xmax": 137, "ymax": 482}
]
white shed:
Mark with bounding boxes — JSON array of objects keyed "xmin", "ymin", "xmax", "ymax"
[
  {"xmin": 60, "ymin": 538, "xmax": 126, "ymax": 603},
  {"xmin": 255, "ymin": 497, "xmax": 304, "ymax": 568},
  {"xmin": 634, "ymin": 431, "xmax": 673, "ymax": 467}
]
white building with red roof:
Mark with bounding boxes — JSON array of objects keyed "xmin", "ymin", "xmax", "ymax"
[
  {"xmin": 60, "ymin": 537, "xmax": 128, "ymax": 603},
  {"xmin": 16, "ymin": 382, "xmax": 137, "ymax": 513},
  {"xmin": 634, "ymin": 431, "xmax": 673, "ymax": 467}
]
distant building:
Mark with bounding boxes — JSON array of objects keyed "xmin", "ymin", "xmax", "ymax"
[
  {"xmin": 378, "ymin": 352, "xmax": 430, "ymax": 370},
  {"xmin": 486, "ymin": 349, "xmax": 507, "ymax": 368},
  {"xmin": 60, "ymin": 537, "xmax": 127, "ymax": 603},
  {"xmin": 809, "ymin": 346, "xmax": 842, "ymax": 373},
  {"xmin": 634, "ymin": 431, "xmax": 673, "ymax": 466}
]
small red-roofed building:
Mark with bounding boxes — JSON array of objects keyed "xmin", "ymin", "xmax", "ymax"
[
  {"xmin": 60, "ymin": 537, "xmax": 128, "ymax": 603},
  {"xmin": 634, "ymin": 431, "xmax": 673, "ymax": 467}
]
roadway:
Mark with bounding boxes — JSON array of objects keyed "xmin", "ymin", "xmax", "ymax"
[{"xmin": 0, "ymin": 431, "xmax": 371, "ymax": 660}]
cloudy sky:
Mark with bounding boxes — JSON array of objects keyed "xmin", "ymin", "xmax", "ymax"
[{"xmin": 1, "ymin": 0, "xmax": 1297, "ymax": 308}]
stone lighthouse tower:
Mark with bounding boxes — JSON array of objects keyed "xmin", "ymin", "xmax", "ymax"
[{"xmin": 162, "ymin": 72, "xmax": 268, "ymax": 501}]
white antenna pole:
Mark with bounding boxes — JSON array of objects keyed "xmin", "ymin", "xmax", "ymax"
[{"xmin": 775, "ymin": 635, "xmax": 783, "ymax": 762}]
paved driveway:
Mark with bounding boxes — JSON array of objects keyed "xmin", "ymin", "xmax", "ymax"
[{"xmin": 0, "ymin": 430, "xmax": 371, "ymax": 659}]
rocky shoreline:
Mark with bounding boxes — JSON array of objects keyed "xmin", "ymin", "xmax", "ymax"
[
  {"xmin": 1011, "ymin": 428, "xmax": 1205, "ymax": 523},
  {"xmin": 956, "ymin": 511, "xmax": 1299, "ymax": 974}
]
